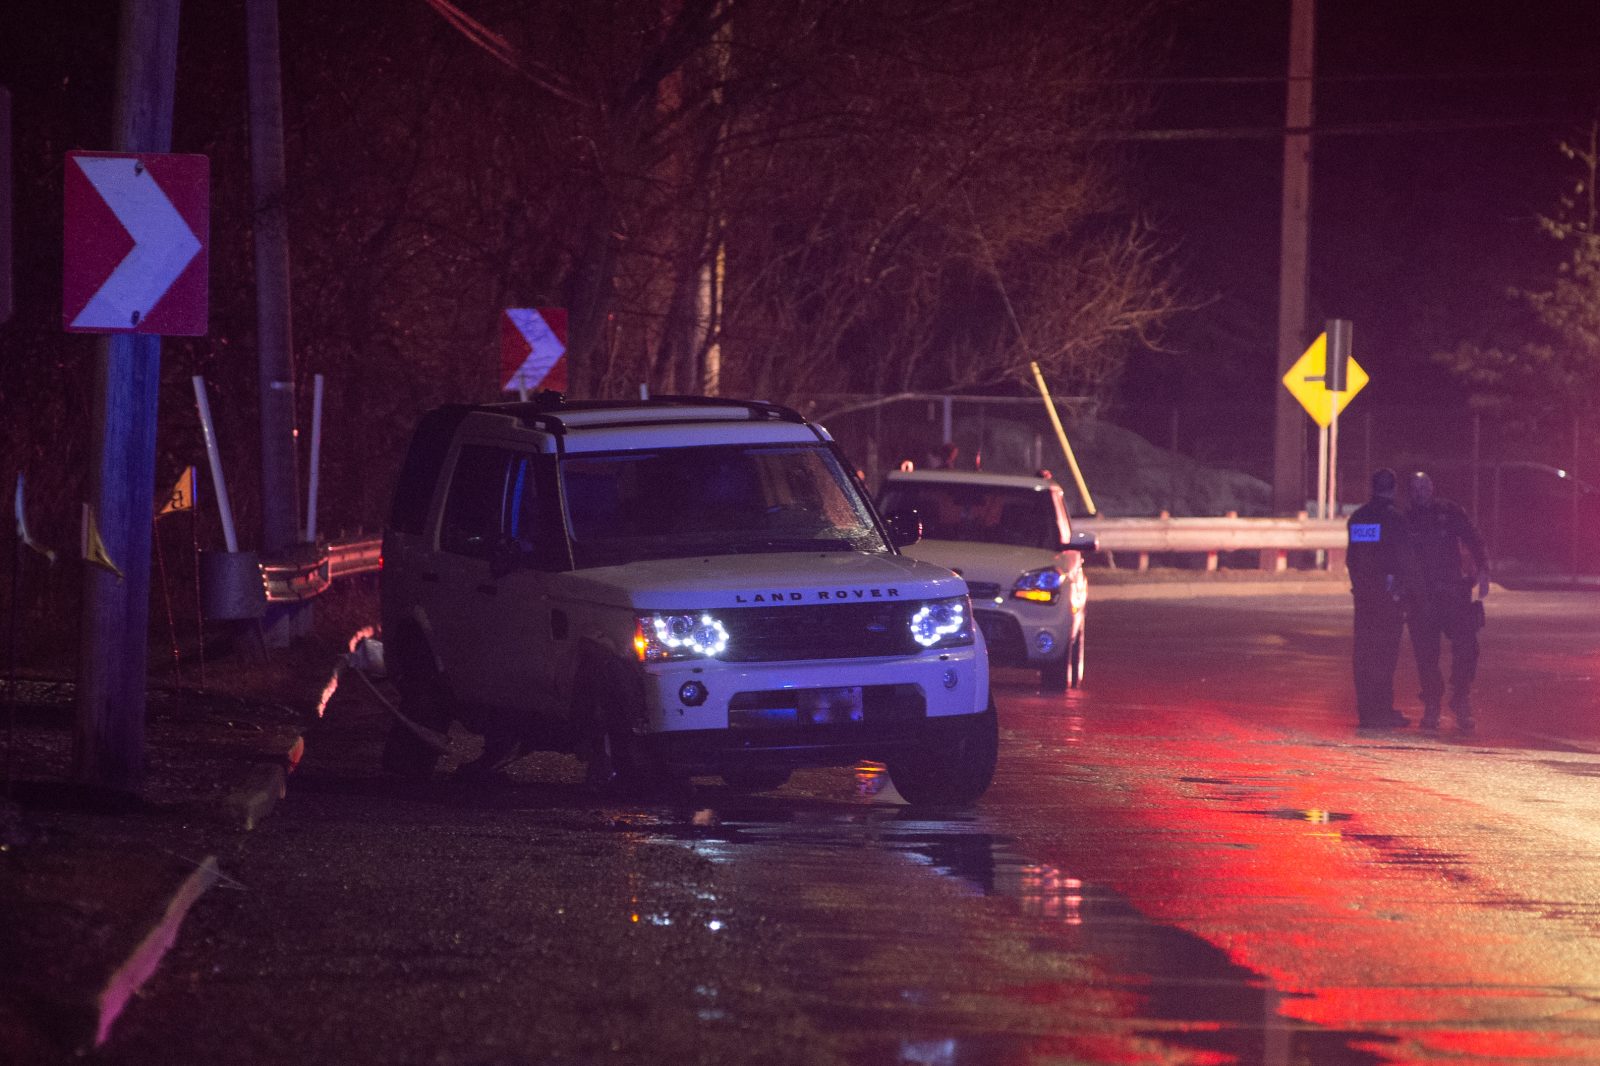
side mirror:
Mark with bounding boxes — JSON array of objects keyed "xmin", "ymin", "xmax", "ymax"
[
  {"xmin": 1063, "ymin": 530, "xmax": 1097, "ymax": 554},
  {"xmin": 884, "ymin": 508, "xmax": 922, "ymax": 548}
]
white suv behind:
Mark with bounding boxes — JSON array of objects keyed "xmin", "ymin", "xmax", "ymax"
[
  {"xmin": 878, "ymin": 470, "xmax": 1095, "ymax": 691},
  {"xmin": 379, "ymin": 395, "xmax": 996, "ymax": 804}
]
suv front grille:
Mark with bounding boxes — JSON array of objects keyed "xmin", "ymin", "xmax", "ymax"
[{"xmin": 720, "ymin": 603, "xmax": 919, "ymax": 662}]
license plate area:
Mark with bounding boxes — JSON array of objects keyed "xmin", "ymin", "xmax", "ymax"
[
  {"xmin": 797, "ymin": 686, "xmax": 864, "ymax": 725},
  {"xmin": 729, "ymin": 686, "xmax": 866, "ymax": 728}
]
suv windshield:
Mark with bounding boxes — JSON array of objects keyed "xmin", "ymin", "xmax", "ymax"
[
  {"xmin": 879, "ymin": 482, "xmax": 1060, "ymax": 549},
  {"xmin": 561, "ymin": 443, "xmax": 886, "ymax": 567}
]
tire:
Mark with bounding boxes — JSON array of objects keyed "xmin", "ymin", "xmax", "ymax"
[
  {"xmin": 380, "ymin": 629, "xmax": 451, "ymax": 779},
  {"xmin": 1039, "ymin": 653, "xmax": 1069, "ymax": 693},
  {"xmin": 1068, "ymin": 621, "xmax": 1086, "ymax": 689},
  {"xmin": 578, "ymin": 664, "xmax": 662, "ymax": 797},
  {"xmin": 886, "ymin": 699, "xmax": 999, "ymax": 807},
  {"xmin": 720, "ymin": 767, "xmax": 792, "ymax": 793}
]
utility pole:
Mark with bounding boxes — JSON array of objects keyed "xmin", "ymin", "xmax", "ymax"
[
  {"xmin": 246, "ymin": 0, "xmax": 299, "ymax": 556},
  {"xmin": 74, "ymin": 0, "xmax": 181, "ymax": 793},
  {"xmin": 1, "ymin": 87, "xmax": 12, "ymax": 325},
  {"xmin": 1273, "ymin": 0, "xmax": 1315, "ymax": 515}
]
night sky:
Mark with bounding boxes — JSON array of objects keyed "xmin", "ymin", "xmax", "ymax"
[{"xmin": 1122, "ymin": 0, "xmax": 1600, "ymax": 428}]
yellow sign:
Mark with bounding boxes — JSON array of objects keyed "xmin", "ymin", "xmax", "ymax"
[
  {"xmin": 158, "ymin": 466, "xmax": 196, "ymax": 517},
  {"xmin": 81, "ymin": 503, "xmax": 124, "ymax": 581},
  {"xmin": 1282, "ymin": 332, "xmax": 1368, "ymax": 427}
]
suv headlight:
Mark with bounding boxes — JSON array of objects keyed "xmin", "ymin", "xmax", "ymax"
[
  {"xmin": 1013, "ymin": 567, "xmax": 1065, "ymax": 604},
  {"xmin": 908, "ymin": 596, "xmax": 974, "ymax": 649},
  {"xmin": 635, "ymin": 612, "xmax": 730, "ymax": 661}
]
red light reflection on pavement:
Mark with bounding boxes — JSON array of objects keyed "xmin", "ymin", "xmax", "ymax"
[{"xmin": 993, "ymin": 673, "xmax": 1600, "ymax": 1064}]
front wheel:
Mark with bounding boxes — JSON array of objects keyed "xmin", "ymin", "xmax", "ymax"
[
  {"xmin": 578, "ymin": 667, "xmax": 671, "ymax": 797},
  {"xmin": 380, "ymin": 632, "xmax": 452, "ymax": 779},
  {"xmin": 1068, "ymin": 622, "xmax": 1086, "ymax": 689},
  {"xmin": 1039, "ymin": 652, "xmax": 1069, "ymax": 693},
  {"xmin": 886, "ymin": 701, "xmax": 999, "ymax": 807}
]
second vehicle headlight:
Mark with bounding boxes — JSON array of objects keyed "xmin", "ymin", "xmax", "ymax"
[{"xmin": 1012, "ymin": 567, "xmax": 1065, "ymax": 604}]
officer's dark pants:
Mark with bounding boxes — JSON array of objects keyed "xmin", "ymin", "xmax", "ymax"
[
  {"xmin": 1352, "ymin": 593, "xmax": 1404, "ymax": 723},
  {"xmin": 1408, "ymin": 588, "xmax": 1478, "ymax": 715}
]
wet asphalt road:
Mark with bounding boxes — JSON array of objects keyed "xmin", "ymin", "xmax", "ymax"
[{"xmin": 92, "ymin": 590, "xmax": 1600, "ymax": 1065}]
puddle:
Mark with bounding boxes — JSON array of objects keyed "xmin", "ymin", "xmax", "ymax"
[
  {"xmin": 627, "ymin": 801, "xmax": 1393, "ymax": 1065},
  {"xmin": 1344, "ymin": 833, "xmax": 1474, "ymax": 884},
  {"xmin": 1539, "ymin": 759, "xmax": 1600, "ymax": 778},
  {"xmin": 1242, "ymin": 808, "xmax": 1354, "ymax": 824}
]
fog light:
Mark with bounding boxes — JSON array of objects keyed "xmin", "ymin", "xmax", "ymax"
[
  {"xmin": 679, "ymin": 681, "xmax": 709, "ymax": 707},
  {"xmin": 942, "ymin": 668, "xmax": 959, "ymax": 690},
  {"xmin": 1035, "ymin": 631, "xmax": 1055, "ymax": 654}
]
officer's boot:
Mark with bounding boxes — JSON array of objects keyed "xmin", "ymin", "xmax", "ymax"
[
  {"xmin": 1419, "ymin": 705, "xmax": 1440, "ymax": 731},
  {"xmin": 1450, "ymin": 694, "xmax": 1474, "ymax": 735}
]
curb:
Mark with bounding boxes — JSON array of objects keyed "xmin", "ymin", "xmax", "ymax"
[
  {"xmin": 87, "ymin": 730, "xmax": 304, "ymax": 1048},
  {"xmin": 93, "ymin": 856, "xmax": 220, "ymax": 1047}
]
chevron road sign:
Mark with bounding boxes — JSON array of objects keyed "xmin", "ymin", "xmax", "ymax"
[
  {"xmin": 500, "ymin": 307, "xmax": 568, "ymax": 393},
  {"xmin": 63, "ymin": 151, "xmax": 208, "ymax": 336}
]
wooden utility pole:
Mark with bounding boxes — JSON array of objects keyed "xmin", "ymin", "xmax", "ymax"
[
  {"xmin": 1, "ymin": 87, "xmax": 12, "ymax": 325},
  {"xmin": 74, "ymin": 0, "xmax": 181, "ymax": 793},
  {"xmin": 1273, "ymin": 0, "xmax": 1315, "ymax": 515},
  {"xmin": 246, "ymin": 0, "xmax": 299, "ymax": 556}
]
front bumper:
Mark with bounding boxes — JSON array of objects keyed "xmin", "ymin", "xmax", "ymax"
[
  {"xmin": 974, "ymin": 607, "xmax": 1076, "ymax": 667},
  {"xmin": 638, "ymin": 708, "xmax": 993, "ymax": 775},
  {"xmin": 640, "ymin": 645, "xmax": 988, "ymax": 733}
]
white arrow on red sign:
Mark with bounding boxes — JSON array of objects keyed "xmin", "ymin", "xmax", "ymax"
[
  {"xmin": 63, "ymin": 151, "xmax": 209, "ymax": 336},
  {"xmin": 500, "ymin": 308, "xmax": 568, "ymax": 393}
]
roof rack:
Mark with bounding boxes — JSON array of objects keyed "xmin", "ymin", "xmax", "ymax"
[{"xmin": 465, "ymin": 391, "xmax": 811, "ymax": 435}]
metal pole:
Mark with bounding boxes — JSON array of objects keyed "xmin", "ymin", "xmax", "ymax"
[
  {"xmin": 1327, "ymin": 392, "xmax": 1341, "ymax": 519},
  {"xmin": 1571, "ymin": 414, "xmax": 1581, "ymax": 582},
  {"xmin": 1316, "ymin": 423, "xmax": 1328, "ymax": 517},
  {"xmin": 305, "ymin": 373, "xmax": 324, "ymax": 542},
  {"xmin": 193, "ymin": 376, "xmax": 240, "ymax": 553},
  {"xmin": 1272, "ymin": 0, "xmax": 1315, "ymax": 514},
  {"xmin": 1029, "ymin": 362, "xmax": 1096, "ymax": 514},
  {"xmin": 74, "ymin": 0, "xmax": 181, "ymax": 794}
]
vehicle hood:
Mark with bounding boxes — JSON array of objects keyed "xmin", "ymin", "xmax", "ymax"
[
  {"xmin": 899, "ymin": 539, "xmax": 1073, "ymax": 587},
  {"xmin": 556, "ymin": 551, "xmax": 966, "ymax": 610}
]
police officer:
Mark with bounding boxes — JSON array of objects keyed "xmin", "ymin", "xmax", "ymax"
[
  {"xmin": 1347, "ymin": 468, "xmax": 1416, "ymax": 728},
  {"xmin": 1405, "ymin": 471, "xmax": 1490, "ymax": 732}
]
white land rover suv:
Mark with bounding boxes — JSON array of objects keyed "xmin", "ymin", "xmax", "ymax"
[
  {"xmin": 878, "ymin": 470, "xmax": 1095, "ymax": 691},
  {"xmin": 379, "ymin": 395, "xmax": 996, "ymax": 804}
]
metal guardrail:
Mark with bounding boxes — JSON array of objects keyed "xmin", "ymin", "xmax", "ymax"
[
  {"xmin": 1076, "ymin": 514, "xmax": 1346, "ymax": 572},
  {"xmin": 261, "ymin": 536, "xmax": 381, "ymax": 603},
  {"xmin": 327, "ymin": 536, "xmax": 382, "ymax": 580},
  {"xmin": 260, "ymin": 516, "xmax": 1346, "ymax": 601}
]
